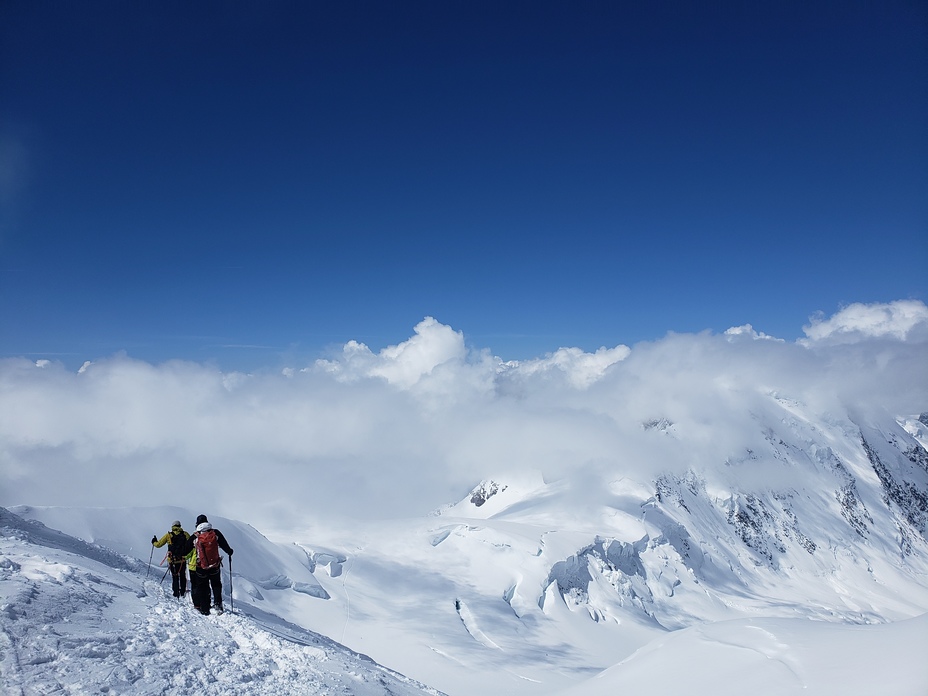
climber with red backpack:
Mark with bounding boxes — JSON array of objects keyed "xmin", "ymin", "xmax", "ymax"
[{"xmin": 182, "ymin": 514, "xmax": 234, "ymax": 615}]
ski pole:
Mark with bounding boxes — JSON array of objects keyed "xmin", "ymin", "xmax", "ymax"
[
  {"xmin": 146, "ymin": 543, "xmax": 154, "ymax": 579},
  {"xmin": 229, "ymin": 555, "xmax": 234, "ymax": 614}
]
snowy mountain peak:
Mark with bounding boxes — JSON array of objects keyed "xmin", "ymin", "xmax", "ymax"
[
  {"xmin": 434, "ymin": 473, "xmax": 549, "ymax": 520},
  {"xmin": 469, "ymin": 480, "xmax": 507, "ymax": 507},
  {"xmin": 642, "ymin": 417, "xmax": 675, "ymax": 434}
]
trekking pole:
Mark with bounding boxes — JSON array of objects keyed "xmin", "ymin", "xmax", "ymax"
[
  {"xmin": 229, "ymin": 555, "xmax": 234, "ymax": 614},
  {"xmin": 146, "ymin": 543, "xmax": 154, "ymax": 580},
  {"xmin": 160, "ymin": 566, "xmax": 169, "ymax": 584}
]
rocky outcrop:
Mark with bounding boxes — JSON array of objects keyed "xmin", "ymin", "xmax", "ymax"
[{"xmin": 469, "ymin": 480, "xmax": 507, "ymax": 507}]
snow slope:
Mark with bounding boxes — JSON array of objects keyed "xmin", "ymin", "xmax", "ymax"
[
  {"xmin": 7, "ymin": 413, "xmax": 928, "ymax": 695},
  {"xmin": 0, "ymin": 507, "xmax": 439, "ymax": 695},
  {"xmin": 7, "ymin": 492, "xmax": 928, "ymax": 695},
  {"xmin": 9, "ymin": 414, "xmax": 928, "ymax": 695},
  {"xmin": 560, "ymin": 613, "xmax": 928, "ymax": 696},
  {"xmin": 254, "ymin": 411, "xmax": 928, "ymax": 695}
]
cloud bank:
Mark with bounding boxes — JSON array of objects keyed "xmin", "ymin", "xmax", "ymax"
[{"xmin": 1, "ymin": 301, "xmax": 925, "ymax": 528}]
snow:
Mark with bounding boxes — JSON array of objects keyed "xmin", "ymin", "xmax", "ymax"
[
  {"xmin": 561, "ymin": 614, "xmax": 928, "ymax": 696},
  {"xmin": 4, "ymin": 498, "xmax": 927, "ymax": 695},
  {"xmin": 0, "ymin": 508, "xmax": 438, "ymax": 695},
  {"xmin": 2, "ymin": 305, "xmax": 928, "ymax": 694},
  {"xmin": 5, "ymin": 401, "xmax": 928, "ymax": 695}
]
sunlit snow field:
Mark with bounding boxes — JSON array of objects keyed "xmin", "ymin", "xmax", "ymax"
[{"xmin": 3, "ymin": 503, "xmax": 927, "ymax": 695}]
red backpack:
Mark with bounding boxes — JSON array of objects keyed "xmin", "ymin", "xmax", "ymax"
[{"xmin": 194, "ymin": 529, "xmax": 221, "ymax": 570}]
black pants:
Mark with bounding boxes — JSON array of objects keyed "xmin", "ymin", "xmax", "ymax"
[
  {"xmin": 169, "ymin": 561, "xmax": 187, "ymax": 597},
  {"xmin": 192, "ymin": 567, "xmax": 223, "ymax": 614}
]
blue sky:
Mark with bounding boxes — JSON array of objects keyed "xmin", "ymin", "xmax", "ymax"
[{"xmin": 1, "ymin": 1, "xmax": 925, "ymax": 370}]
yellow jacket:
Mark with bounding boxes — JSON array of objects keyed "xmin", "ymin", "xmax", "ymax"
[{"xmin": 153, "ymin": 523, "xmax": 195, "ymax": 567}]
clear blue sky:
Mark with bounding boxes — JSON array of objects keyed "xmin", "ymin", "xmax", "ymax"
[{"xmin": 1, "ymin": 1, "xmax": 925, "ymax": 370}]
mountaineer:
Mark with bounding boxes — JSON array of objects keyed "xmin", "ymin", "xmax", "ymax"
[
  {"xmin": 151, "ymin": 520, "xmax": 193, "ymax": 598},
  {"xmin": 183, "ymin": 514, "xmax": 234, "ymax": 615}
]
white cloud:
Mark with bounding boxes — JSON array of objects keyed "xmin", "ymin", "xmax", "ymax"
[
  {"xmin": 724, "ymin": 324, "xmax": 783, "ymax": 342},
  {"xmin": 801, "ymin": 300, "xmax": 928, "ymax": 345},
  {"xmin": 314, "ymin": 316, "xmax": 466, "ymax": 388},
  {"xmin": 503, "ymin": 344, "xmax": 631, "ymax": 389},
  {"xmin": 0, "ymin": 306, "xmax": 924, "ymax": 529}
]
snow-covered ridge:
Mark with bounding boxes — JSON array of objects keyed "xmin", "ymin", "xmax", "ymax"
[
  {"xmin": 517, "ymin": 410, "xmax": 928, "ymax": 631},
  {"xmin": 0, "ymin": 506, "xmax": 440, "ymax": 695}
]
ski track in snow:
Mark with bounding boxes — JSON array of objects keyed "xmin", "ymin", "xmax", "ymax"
[{"xmin": 0, "ymin": 528, "xmax": 441, "ymax": 696}]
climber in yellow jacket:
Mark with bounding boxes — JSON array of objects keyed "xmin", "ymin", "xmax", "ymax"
[{"xmin": 151, "ymin": 520, "xmax": 195, "ymax": 598}]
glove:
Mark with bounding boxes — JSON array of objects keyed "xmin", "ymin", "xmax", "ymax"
[
  {"xmin": 228, "ymin": 548, "xmax": 234, "ymax": 556},
  {"xmin": 151, "ymin": 535, "xmax": 157, "ymax": 545}
]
